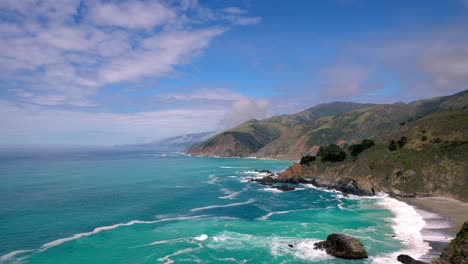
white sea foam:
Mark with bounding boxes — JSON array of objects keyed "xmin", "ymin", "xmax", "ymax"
[
  {"xmin": 130, "ymin": 237, "xmax": 188, "ymax": 248},
  {"xmin": 190, "ymin": 199, "xmax": 256, "ymax": 212},
  {"xmin": 194, "ymin": 234, "xmax": 209, "ymax": 241},
  {"xmin": 36, "ymin": 215, "xmax": 207, "ymax": 251},
  {"xmin": 157, "ymin": 244, "xmax": 203, "ymax": 264},
  {"xmin": 299, "ymin": 184, "xmax": 340, "ymax": 193},
  {"xmin": 208, "ymin": 231, "xmax": 331, "ymax": 262},
  {"xmin": 0, "ymin": 250, "xmax": 32, "ymax": 262},
  {"xmin": 219, "ymin": 166, "xmax": 250, "ymax": 169},
  {"xmin": 218, "ymin": 188, "xmax": 241, "ymax": 199},
  {"xmin": 256, "ymin": 210, "xmax": 299, "ymax": 221},
  {"xmin": 259, "ymin": 187, "xmax": 283, "ymax": 193},
  {"xmin": 371, "ymin": 195, "xmax": 431, "ymax": 264},
  {"xmin": 206, "ymin": 174, "xmax": 218, "ymax": 185}
]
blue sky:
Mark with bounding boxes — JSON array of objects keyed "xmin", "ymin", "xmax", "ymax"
[{"xmin": 1, "ymin": 0, "xmax": 468, "ymax": 146}]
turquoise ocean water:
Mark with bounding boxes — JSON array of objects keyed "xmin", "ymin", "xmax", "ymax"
[{"xmin": 0, "ymin": 151, "xmax": 437, "ymax": 263}]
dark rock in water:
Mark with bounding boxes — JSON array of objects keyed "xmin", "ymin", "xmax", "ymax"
[
  {"xmin": 333, "ymin": 178, "xmax": 373, "ymax": 196},
  {"xmin": 397, "ymin": 254, "xmax": 426, "ymax": 264},
  {"xmin": 256, "ymin": 169, "xmax": 272, "ymax": 174},
  {"xmin": 250, "ymin": 176, "xmax": 277, "ymax": 185},
  {"xmin": 314, "ymin": 233, "xmax": 368, "ymax": 259},
  {"xmin": 288, "ymin": 244, "xmax": 294, "ymax": 248},
  {"xmin": 272, "ymin": 185, "xmax": 295, "ymax": 192},
  {"xmin": 433, "ymin": 220, "xmax": 468, "ymax": 264}
]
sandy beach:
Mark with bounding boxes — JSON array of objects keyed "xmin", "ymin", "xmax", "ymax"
[
  {"xmin": 398, "ymin": 196, "xmax": 468, "ymax": 234},
  {"xmin": 396, "ymin": 196, "xmax": 468, "ymax": 261}
]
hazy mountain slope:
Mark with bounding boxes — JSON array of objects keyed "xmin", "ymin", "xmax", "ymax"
[
  {"xmin": 188, "ymin": 90, "xmax": 468, "ymax": 159},
  {"xmin": 115, "ymin": 131, "xmax": 216, "ymax": 151},
  {"xmin": 188, "ymin": 102, "xmax": 375, "ymax": 158}
]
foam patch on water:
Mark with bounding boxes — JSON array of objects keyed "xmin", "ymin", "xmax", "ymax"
[
  {"xmin": 131, "ymin": 237, "xmax": 189, "ymax": 248},
  {"xmin": 206, "ymin": 174, "xmax": 219, "ymax": 185},
  {"xmin": 259, "ymin": 187, "xmax": 283, "ymax": 193},
  {"xmin": 0, "ymin": 250, "xmax": 32, "ymax": 262},
  {"xmin": 371, "ymin": 195, "xmax": 431, "ymax": 264},
  {"xmin": 158, "ymin": 244, "xmax": 204, "ymax": 264},
  {"xmin": 190, "ymin": 199, "xmax": 256, "ymax": 212},
  {"xmin": 219, "ymin": 166, "xmax": 251, "ymax": 169},
  {"xmin": 208, "ymin": 231, "xmax": 331, "ymax": 262},
  {"xmin": 194, "ymin": 234, "xmax": 208, "ymax": 241},
  {"xmin": 0, "ymin": 215, "xmax": 211, "ymax": 262},
  {"xmin": 218, "ymin": 188, "xmax": 241, "ymax": 199},
  {"xmin": 299, "ymin": 184, "xmax": 341, "ymax": 194},
  {"xmin": 256, "ymin": 210, "xmax": 300, "ymax": 221}
]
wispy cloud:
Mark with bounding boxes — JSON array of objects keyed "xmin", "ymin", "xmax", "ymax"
[{"xmin": 0, "ymin": 1, "xmax": 260, "ymax": 107}]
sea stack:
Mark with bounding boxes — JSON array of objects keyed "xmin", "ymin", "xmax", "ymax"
[{"xmin": 314, "ymin": 233, "xmax": 368, "ymax": 259}]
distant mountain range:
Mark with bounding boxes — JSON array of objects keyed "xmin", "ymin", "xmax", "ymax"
[
  {"xmin": 114, "ymin": 131, "xmax": 216, "ymax": 152},
  {"xmin": 188, "ymin": 90, "xmax": 468, "ymax": 160}
]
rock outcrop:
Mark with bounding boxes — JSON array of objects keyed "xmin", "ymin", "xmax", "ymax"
[
  {"xmin": 432, "ymin": 220, "xmax": 468, "ymax": 264},
  {"xmin": 314, "ymin": 233, "xmax": 368, "ymax": 259},
  {"xmin": 397, "ymin": 254, "xmax": 426, "ymax": 264}
]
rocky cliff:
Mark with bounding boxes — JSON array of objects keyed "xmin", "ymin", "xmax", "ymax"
[{"xmin": 263, "ymin": 109, "xmax": 468, "ymax": 201}]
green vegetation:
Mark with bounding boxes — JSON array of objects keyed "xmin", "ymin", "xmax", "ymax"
[
  {"xmin": 348, "ymin": 139, "xmax": 375, "ymax": 157},
  {"xmin": 388, "ymin": 140, "xmax": 397, "ymax": 151},
  {"xmin": 317, "ymin": 144, "xmax": 346, "ymax": 163},
  {"xmin": 188, "ymin": 89, "xmax": 468, "ymax": 160},
  {"xmin": 299, "ymin": 155, "xmax": 316, "ymax": 165},
  {"xmin": 397, "ymin": 136, "xmax": 407, "ymax": 148}
]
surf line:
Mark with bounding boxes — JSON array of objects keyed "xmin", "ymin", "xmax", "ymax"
[{"xmin": 190, "ymin": 199, "xmax": 256, "ymax": 212}]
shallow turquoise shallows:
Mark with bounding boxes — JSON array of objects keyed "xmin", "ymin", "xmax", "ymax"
[{"xmin": 0, "ymin": 152, "xmax": 409, "ymax": 263}]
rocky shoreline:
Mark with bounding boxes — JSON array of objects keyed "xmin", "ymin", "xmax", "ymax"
[{"xmin": 246, "ymin": 168, "xmax": 468, "ymax": 263}]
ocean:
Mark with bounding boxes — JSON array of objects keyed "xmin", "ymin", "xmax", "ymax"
[{"xmin": 0, "ymin": 151, "xmax": 450, "ymax": 263}]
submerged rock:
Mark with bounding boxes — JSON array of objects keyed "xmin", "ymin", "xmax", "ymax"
[
  {"xmin": 314, "ymin": 233, "xmax": 368, "ymax": 259},
  {"xmin": 397, "ymin": 254, "xmax": 426, "ymax": 264},
  {"xmin": 271, "ymin": 185, "xmax": 295, "ymax": 192}
]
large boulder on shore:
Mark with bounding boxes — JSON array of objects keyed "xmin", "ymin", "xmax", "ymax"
[{"xmin": 314, "ymin": 233, "xmax": 368, "ymax": 259}]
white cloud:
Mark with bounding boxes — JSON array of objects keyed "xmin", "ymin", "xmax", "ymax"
[
  {"xmin": 155, "ymin": 88, "xmax": 244, "ymax": 101},
  {"xmin": 0, "ymin": 0, "xmax": 261, "ymax": 107},
  {"xmin": 98, "ymin": 27, "xmax": 226, "ymax": 84},
  {"xmin": 89, "ymin": 1, "xmax": 177, "ymax": 29},
  {"xmin": 320, "ymin": 65, "xmax": 369, "ymax": 97},
  {"xmin": 420, "ymin": 40, "xmax": 468, "ymax": 92},
  {"xmin": 219, "ymin": 97, "xmax": 270, "ymax": 129},
  {"xmin": 0, "ymin": 100, "xmax": 224, "ymax": 145},
  {"xmin": 222, "ymin": 7, "xmax": 247, "ymax": 15}
]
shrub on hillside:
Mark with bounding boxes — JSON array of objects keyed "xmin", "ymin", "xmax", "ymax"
[
  {"xmin": 349, "ymin": 139, "xmax": 375, "ymax": 157},
  {"xmin": 299, "ymin": 155, "xmax": 316, "ymax": 165},
  {"xmin": 388, "ymin": 140, "xmax": 397, "ymax": 151},
  {"xmin": 397, "ymin": 136, "xmax": 407, "ymax": 148},
  {"xmin": 317, "ymin": 144, "xmax": 346, "ymax": 162}
]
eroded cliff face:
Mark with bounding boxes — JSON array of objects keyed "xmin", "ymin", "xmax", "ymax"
[{"xmin": 276, "ymin": 140, "xmax": 468, "ymax": 201}]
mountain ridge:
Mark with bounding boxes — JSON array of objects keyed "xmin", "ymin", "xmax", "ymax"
[{"xmin": 188, "ymin": 90, "xmax": 468, "ymax": 159}]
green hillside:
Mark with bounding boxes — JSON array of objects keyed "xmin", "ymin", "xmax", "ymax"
[
  {"xmin": 278, "ymin": 108, "xmax": 468, "ymax": 201},
  {"xmin": 188, "ymin": 90, "xmax": 468, "ymax": 159}
]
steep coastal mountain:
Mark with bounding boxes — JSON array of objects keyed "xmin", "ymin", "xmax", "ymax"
[
  {"xmin": 115, "ymin": 131, "xmax": 216, "ymax": 151},
  {"xmin": 188, "ymin": 90, "xmax": 468, "ymax": 159},
  {"xmin": 276, "ymin": 108, "xmax": 468, "ymax": 201}
]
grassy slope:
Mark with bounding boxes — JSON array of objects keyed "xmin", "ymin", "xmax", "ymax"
[
  {"xmin": 188, "ymin": 90, "xmax": 468, "ymax": 159},
  {"xmin": 280, "ymin": 109, "xmax": 468, "ymax": 201}
]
